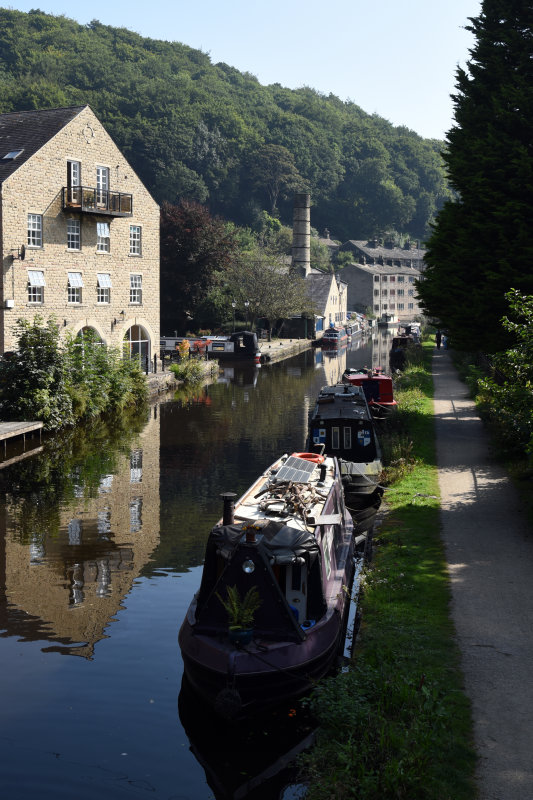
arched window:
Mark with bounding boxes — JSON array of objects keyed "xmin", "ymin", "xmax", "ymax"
[{"xmin": 124, "ymin": 325, "xmax": 150, "ymax": 364}]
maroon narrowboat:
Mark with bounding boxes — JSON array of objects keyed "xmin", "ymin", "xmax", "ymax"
[
  {"xmin": 178, "ymin": 453, "xmax": 355, "ymax": 717},
  {"xmin": 342, "ymin": 368, "xmax": 398, "ymax": 417}
]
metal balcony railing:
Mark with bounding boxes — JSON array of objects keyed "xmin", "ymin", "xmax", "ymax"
[{"xmin": 62, "ymin": 186, "xmax": 133, "ymax": 216}]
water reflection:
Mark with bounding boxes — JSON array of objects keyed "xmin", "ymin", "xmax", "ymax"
[
  {"xmin": 179, "ymin": 676, "xmax": 314, "ymax": 800},
  {"xmin": 0, "ymin": 342, "xmax": 376, "ymax": 799},
  {"xmin": 0, "ymin": 411, "xmax": 159, "ymax": 658}
]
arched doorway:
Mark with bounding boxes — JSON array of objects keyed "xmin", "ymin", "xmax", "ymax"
[{"xmin": 124, "ymin": 324, "xmax": 151, "ymax": 367}]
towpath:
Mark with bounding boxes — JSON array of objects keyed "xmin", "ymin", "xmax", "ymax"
[{"xmin": 433, "ymin": 350, "xmax": 533, "ymax": 800}]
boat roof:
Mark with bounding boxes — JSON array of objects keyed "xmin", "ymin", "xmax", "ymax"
[
  {"xmin": 231, "ymin": 454, "xmax": 340, "ymax": 535},
  {"xmin": 311, "ymin": 384, "xmax": 373, "ymax": 422}
]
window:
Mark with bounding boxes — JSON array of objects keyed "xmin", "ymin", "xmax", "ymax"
[
  {"xmin": 96, "ymin": 165, "xmax": 109, "ymax": 206},
  {"xmin": 343, "ymin": 427, "xmax": 352, "ymax": 449},
  {"xmin": 67, "ymin": 160, "xmax": 81, "ymax": 204},
  {"xmin": 27, "ymin": 214, "xmax": 42, "ymax": 247},
  {"xmin": 408, "ymin": 303, "xmax": 414, "ymax": 310},
  {"xmin": 408, "ymin": 276, "xmax": 415, "ymax": 283},
  {"xmin": 27, "ymin": 270, "xmax": 45, "ymax": 304},
  {"xmin": 130, "ymin": 225, "xmax": 142, "ymax": 255},
  {"xmin": 398, "ymin": 276, "xmax": 405, "ymax": 283},
  {"xmin": 382, "ymin": 275, "xmax": 387, "ymax": 282},
  {"xmin": 97, "ymin": 273, "xmax": 112, "ymax": 304},
  {"xmin": 382, "ymin": 289, "xmax": 387, "ymax": 296},
  {"xmin": 374, "ymin": 304, "xmax": 380, "ymax": 312},
  {"xmin": 374, "ymin": 275, "xmax": 380, "ymax": 282},
  {"xmin": 331, "ymin": 427, "xmax": 340, "ymax": 449},
  {"xmin": 374, "ymin": 289, "xmax": 379, "ymax": 296},
  {"xmin": 398, "ymin": 303, "xmax": 404, "ymax": 311},
  {"xmin": 390, "ymin": 276, "xmax": 395, "ymax": 283},
  {"xmin": 398, "ymin": 289, "xmax": 405, "ymax": 297},
  {"xmin": 97, "ymin": 222, "xmax": 110, "ymax": 252},
  {"xmin": 130, "ymin": 274, "xmax": 142, "ymax": 304},
  {"xmin": 3, "ymin": 149, "xmax": 24, "ymax": 160},
  {"xmin": 390, "ymin": 289, "xmax": 395, "ymax": 296},
  {"xmin": 67, "ymin": 218, "xmax": 80, "ymax": 250},
  {"xmin": 408, "ymin": 289, "xmax": 414, "ymax": 296},
  {"xmin": 68, "ymin": 272, "xmax": 83, "ymax": 304},
  {"xmin": 130, "ymin": 450, "xmax": 143, "ymax": 483}
]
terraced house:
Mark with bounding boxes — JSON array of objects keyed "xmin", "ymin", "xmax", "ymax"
[{"xmin": 0, "ymin": 105, "xmax": 159, "ymax": 362}]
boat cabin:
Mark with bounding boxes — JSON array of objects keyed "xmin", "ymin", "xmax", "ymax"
[
  {"xmin": 342, "ymin": 369, "xmax": 398, "ymax": 415},
  {"xmin": 307, "ymin": 384, "xmax": 381, "ymax": 464},
  {"xmin": 319, "ymin": 326, "xmax": 348, "ymax": 347}
]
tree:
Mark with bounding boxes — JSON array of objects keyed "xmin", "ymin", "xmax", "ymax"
[
  {"xmin": 0, "ymin": 316, "xmax": 74, "ymax": 430},
  {"xmin": 224, "ymin": 245, "xmax": 317, "ymax": 333},
  {"xmin": 160, "ymin": 200, "xmax": 239, "ymax": 334},
  {"xmin": 417, "ymin": 1, "xmax": 533, "ymax": 352},
  {"xmin": 249, "ymin": 144, "xmax": 306, "ymax": 213}
]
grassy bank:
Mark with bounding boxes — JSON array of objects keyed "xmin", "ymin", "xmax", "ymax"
[{"xmin": 300, "ymin": 341, "xmax": 476, "ymax": 799}]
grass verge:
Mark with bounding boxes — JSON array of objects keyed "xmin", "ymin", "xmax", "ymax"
[{"xmin": 299, "ymin": 341, "xmax": 477, "ymax": 799}]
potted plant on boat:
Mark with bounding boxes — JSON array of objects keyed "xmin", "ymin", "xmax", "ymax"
[{"xmin": 217, "ymin": 585, "xmax": 261, "ymax": 645}]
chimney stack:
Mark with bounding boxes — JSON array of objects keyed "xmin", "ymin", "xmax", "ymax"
[{"xmin": 292, "ymin": 193, "xmax": 311, "ymax": 277}]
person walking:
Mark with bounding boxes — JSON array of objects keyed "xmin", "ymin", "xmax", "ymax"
[{"xmin": 435, "ymin": 329, "xmax": 442, "ymax": 349}]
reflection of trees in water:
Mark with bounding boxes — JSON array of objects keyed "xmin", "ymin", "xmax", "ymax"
[{"xmin": 1, "ymin": 411, "xmax": 148, "ymax": 542}]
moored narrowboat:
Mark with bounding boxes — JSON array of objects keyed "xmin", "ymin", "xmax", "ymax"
[
  {"xmin": 342, "ymin": 368, "xmax": 398, "ymax": 417},
  {"xmin": 178, "ymin": 453, "xmax": 356, "ymax": 717}
]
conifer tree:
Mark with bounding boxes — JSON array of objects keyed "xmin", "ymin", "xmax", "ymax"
[{"xmin": 418, "ymin": 1, "xmax": 533, "ymax": 352}]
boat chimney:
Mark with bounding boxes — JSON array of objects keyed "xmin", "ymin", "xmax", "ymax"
[
  {"xmin": 291, "ymin": 193, "xmax": 311, "ymax": 277},
  {"xmin": 319, "ymin": 463, "xmax": 327, "ymax": 483},
  {"xmin": 221, "ymin": 492, "xmax": 237, "ymax": 525}
]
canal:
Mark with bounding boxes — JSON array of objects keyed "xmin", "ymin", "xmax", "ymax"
[{"xmin": 0, "ymin": 330, "xmax": 394, "ymax": 800}]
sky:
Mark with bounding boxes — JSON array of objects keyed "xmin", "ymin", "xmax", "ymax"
[{"xmin": 5, "ymin": 0, "xmax": 482, "ymax": 140}]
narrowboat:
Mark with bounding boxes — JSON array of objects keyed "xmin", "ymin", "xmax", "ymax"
[
  {"xmin": 319, "ymin": 326, "xmax": 348, "ymax": 348},
  {"xmin": 178, "ymin": 453, "xmax": 356, "ymax": 717},
  {"xmin": 342, "ymin": 368, "xmax": 398, "ymax": 417},
  {"xmin": 306, "ymin": 383, "xmax": 384, "ymax": 530}
]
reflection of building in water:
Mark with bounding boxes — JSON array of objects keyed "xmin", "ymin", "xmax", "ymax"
[
  {"xmin": 314, "ymin": 346, "xmax": 348, "ymax": 386},
  {"xmin": 0, "ymin": 407, "xmax": 160, "ymax": 658},
  {"xmin": 371, "ymin": 329, "xmax": 394, "ymax": 370}
]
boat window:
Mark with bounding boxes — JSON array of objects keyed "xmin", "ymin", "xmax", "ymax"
[
  {"xmin": 343, "ymin": 427, "xmax": 352, "ymax": 449},
  {"xmin": 331, "ymin": 427, "xmax": 340, "ymax": 449}
]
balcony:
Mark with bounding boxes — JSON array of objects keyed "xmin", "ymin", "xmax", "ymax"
[{"xmin": 62, "ymin": 186, "xmax": 133, "ymax": 217}]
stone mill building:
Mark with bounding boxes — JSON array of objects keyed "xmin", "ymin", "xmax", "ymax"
[{"xmin": 0, "ymin": 105, "xmax": 159, "ymax": 361}]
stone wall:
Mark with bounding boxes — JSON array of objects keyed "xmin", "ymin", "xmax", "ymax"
[{"xmin": 0, "ymin": 106, "xmax": 159, "ymax": 354}]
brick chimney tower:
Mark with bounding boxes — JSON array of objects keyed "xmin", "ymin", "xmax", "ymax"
[{"xmin": 291, "ymin": 193, "xmax": 311, "ymax": 277}]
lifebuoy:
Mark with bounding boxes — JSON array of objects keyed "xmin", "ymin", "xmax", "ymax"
[{"xmin": 291, "ymin": 452, "xmax": 325, "ymax": 464}]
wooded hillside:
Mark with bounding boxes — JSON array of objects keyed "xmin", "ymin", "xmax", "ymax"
[{"xmin": 0, "ymin": 8, "xmax": 450, "ymax": 240}]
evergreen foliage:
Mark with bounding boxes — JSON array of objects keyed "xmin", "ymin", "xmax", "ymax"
[
  {"xmin": 418, "ymin": 1, "xmax": 533, "ymax": 352},
  {"xmin": 0, "ymin": 8, "xmax": 449, "ymax": 240},
  {"xmin": 0, "ymin": 317, "xmax": 147, "ymax": 430}
]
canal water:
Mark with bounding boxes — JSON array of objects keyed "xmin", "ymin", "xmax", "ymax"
[{"xmin": 0, "ymin": 330, "xmax": 394, "ymax": 800}]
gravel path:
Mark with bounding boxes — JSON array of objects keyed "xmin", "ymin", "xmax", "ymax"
[{"xmin": 433, "ymin": 350, "xmax": 533, "ymax": 800}]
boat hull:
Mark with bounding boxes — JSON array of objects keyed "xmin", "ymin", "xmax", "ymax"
[{"xmin": 179, "ymin": 601, "xmax": 351, "ymax": 715}]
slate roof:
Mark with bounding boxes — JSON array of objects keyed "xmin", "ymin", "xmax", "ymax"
[
  {"xmin": 305, "ymin": 272, "xmax": 336, "ymax": 313},
  {"xmin": 344, "ymin": 262, "xmax": 422, "ymax": 277},
  {"xmin": 0, "ymin": 106, "xmax": 86, "ymax": 184},
  {"xmin": 341, "ymin": 239, "xmax": 426, "ymax": 261}
]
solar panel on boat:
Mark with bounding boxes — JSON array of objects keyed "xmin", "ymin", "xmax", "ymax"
[{"xmin": 273, "ymin": 456, "xmax": 318, "ymax": 484}]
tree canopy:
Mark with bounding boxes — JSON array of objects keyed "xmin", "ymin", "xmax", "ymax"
[
  {"xmin": 0, "ymin": 7, "xmax": 450, "ymax": 241},
  {"xmin": 417, "ymin": 0, "xmax": 533, "ymax": 352}
]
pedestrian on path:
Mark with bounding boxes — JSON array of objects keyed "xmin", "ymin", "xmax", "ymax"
[{"xmin": 435, "ymin": 329, "xmax": 442, "ymax": 349}]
